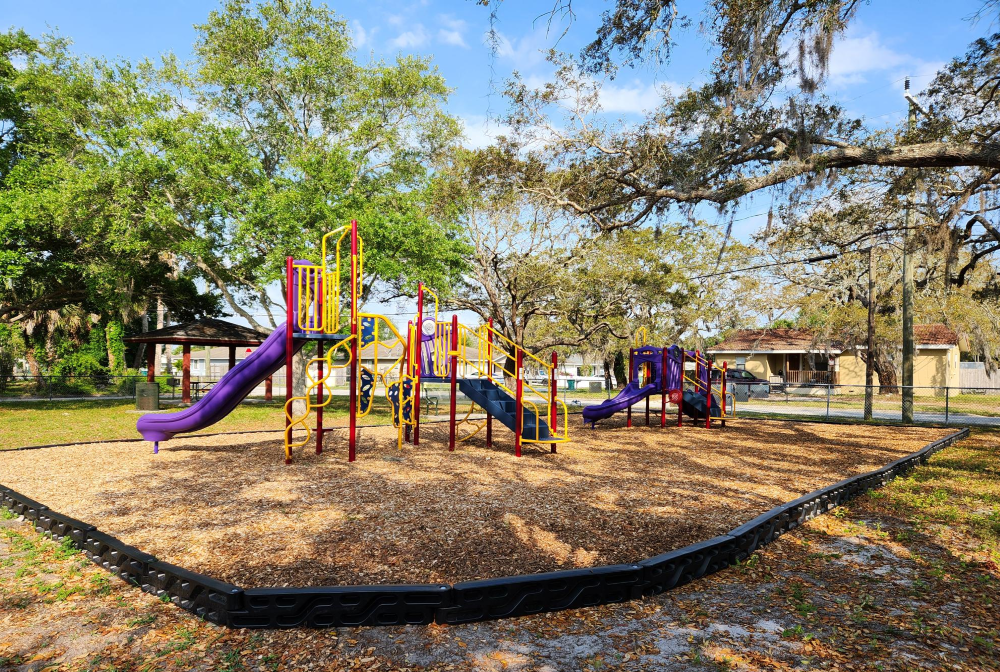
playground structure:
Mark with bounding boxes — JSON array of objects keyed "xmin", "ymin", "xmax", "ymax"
[
  {"xmin": 135, "ymin": 219, "xmax": 741, "ymax": 461},
  {"xmin": 582, "ymin": 328, "xmax": 734, "ymax": 429},
  {"xmin": 137, "ymin": 220, "xmax": 569, "ymax": 462}
]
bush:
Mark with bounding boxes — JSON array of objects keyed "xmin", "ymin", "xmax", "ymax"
[{"xmin": 52, "ymin": 351, "xmax": 108, "ymax": 378}]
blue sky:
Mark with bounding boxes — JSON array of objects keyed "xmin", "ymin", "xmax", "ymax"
[
  {"xmin": 3, "ymin": 0, "xmax": 988, "ymax": 242},
  {"xmin": 2, "ymin": 1, "xmax": 991, "ymax": 327}
]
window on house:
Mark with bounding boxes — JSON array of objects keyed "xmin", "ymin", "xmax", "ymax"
[{"xmin": 735, "ymin": 356, "xmax": 746, "ymax": 369}]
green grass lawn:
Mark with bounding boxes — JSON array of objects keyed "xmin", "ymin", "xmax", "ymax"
[{"xmin": 0, "ymin": 397, "xmax": 405, "ymax": 450}]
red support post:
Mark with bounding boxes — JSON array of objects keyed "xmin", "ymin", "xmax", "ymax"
[
  {"xmin": 627, "ymin": 348, "xmax": 634, "ymax": 428},
  {"xmin": 721, "ymin": 360, "xmax": 727, "ymax": 428},
  {"xmin": 146, "ymin": 343, "xmax": 156, "ymax": 383},
  {"xmin": 486, "ymin": 318, "xmax": 493, "ymax": 448},
  {"xmin": 550, "ymin": 351, "xmax": 558, "ymax": 453},
  {"xmin": 348, "ymin": 221, "xmax": 358, "ymax": 462},
  {"xmin": 705, "ymin": 358, "xmax": 713, "ymax": 430},
  {"xmin": 449, "ymin": 314, "xmax": 458, "ymax": 452},
  {"xmin": 514, "ymin": 349, "xmax": 523, "ymax": 457},
  {"xmin": 414, "ymin": 283, "xmax": 423, "ymax": 446},
  {"xmin": 677, "ymin": 350, "xmax": 684, "ymax": 428},
  {"xmin": 405, "ymin": 320, "xmax": 412, "ymax": 444},
  {"xmin": 661, "ymin": 346, "xmax": 667, "ymax": 428},
  {"xmin": 265, "ymin": 375, "xmax": 272, "ymax": 402},
  {"xmin": 645, "ymin": 360, "xmax": 651, "ymax": 426},
  {"xmin": 285, "ymin": 257, "xmax": 294, "ymax": 459},
  {"xmin": 316, "ymin": 340, "xmax": 324, "ymax": 454}
]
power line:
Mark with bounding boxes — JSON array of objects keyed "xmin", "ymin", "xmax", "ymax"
[{"xmin": 687, "ymin": 248, "xmax": 869, "ymax": 281}]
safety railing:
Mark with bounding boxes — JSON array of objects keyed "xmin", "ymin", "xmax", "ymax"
[
  {"xmin": 283, "ymin": 337, "xmax": 355, "ymax": 459},
  {"xmin": 291, "ymin": 224, "xmax": 366, "ymax": 336},
  {"xmin": 320, "ymin": 224, "xmax": 363, "ymax": 334},
  {"xmin": 448, "ymin": 321, "xmax": 569, "ymax": 445},
  {"xmin": 676, "ymin": 349, "xmax": 737, "ymax": 423},
  {"xmin": 356, "ymin": 313, "xmax": 411, "ymax": 422}
]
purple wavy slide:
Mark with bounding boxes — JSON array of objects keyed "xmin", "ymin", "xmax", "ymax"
[
  {"xmin": 136, "ymin": 326, "xmax": 305, "ymax": 446},
  {"xmin": 581, "ymin": 380, "xmax": 659, "ymax": 425}
]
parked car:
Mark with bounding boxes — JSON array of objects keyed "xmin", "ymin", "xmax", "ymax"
[{"xmin": 710, "ymin": 368, "xmax": 770, "ymax": 400}]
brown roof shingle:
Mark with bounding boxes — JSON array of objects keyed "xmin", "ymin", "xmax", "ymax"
[
  {"xmin": 124, "ymin": 318, "xmax": 271, "ymax": 346},
  {"xmin": 707, "ymin": 328, "xmax": 825, "ymax": 353},
  {"xmin": 913, "ymin": 323, "xmax": 959, "ymax": 346},
  {"xmin": 708, "ymin": 323, "xmax": 959, "ymax": 353}
]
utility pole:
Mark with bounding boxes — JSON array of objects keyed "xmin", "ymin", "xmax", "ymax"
[
  {"xmin": 901, "ymin": 77, "xmax": 926, "ymax": 423},
  {"xmin": 865, "ymin": 245, "xmax": 875, "ymax": 421}
]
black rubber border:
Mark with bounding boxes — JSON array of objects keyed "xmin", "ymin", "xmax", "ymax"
[{"xmin": 0, "ymin": 427, "xmax": 970, "ymax": 628}]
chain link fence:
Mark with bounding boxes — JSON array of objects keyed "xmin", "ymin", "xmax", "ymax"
[
  {"xmin": 4, "ymin": 372, "xmax": 998, "ymax": 428},
  {"xmin": 0, "ymin": 374, "xmax": 282, "ymax": 403},
  {"xmin": 727, "ymin": 382, "xmax": 1000, "ymax": 426}
]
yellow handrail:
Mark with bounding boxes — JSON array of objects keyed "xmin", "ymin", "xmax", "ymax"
[
  {"xmin": 434, "ymin": 322, "xmax": 569, "ymax": 444},
  {"xmin": 283, "ymin": 337, "xmax": 354, "ymax": 460}
]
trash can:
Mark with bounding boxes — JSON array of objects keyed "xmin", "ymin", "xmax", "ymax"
[
  {"xmin": 136, "ymin": 382, "xmax": 160, "ymax": 410},
  {"xmin": 567, "ymin": 379, "xmax": 576, "ymax": 391}
]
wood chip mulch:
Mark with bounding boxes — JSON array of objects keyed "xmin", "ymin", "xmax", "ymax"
[{"xmin": 0, "ymin": 419, "xmax": 951, "ymax": 588}]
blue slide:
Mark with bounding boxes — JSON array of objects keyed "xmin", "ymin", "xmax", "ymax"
[{"xmin": 581, "ymin": 380, "xmax": 659, "ymax": 425}]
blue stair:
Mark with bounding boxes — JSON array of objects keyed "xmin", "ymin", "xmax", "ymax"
[
  {"xmin": 455, "ymin": 378, "xmax": 552, "ymax": 441},
  {"xmin": 681, "ymin": 389, "xmax": 722, "ymax": 420}
]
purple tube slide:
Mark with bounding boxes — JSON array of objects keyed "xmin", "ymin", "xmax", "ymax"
[
  {"xmin": 137, "ymin": 260, "xmax": 315, "ymax": 445},
  {"xmin": 581, "ymin": 380, "xmax": 659, "ymax": 425},
  {"xmin": 136, "ymin": 326, "xmax": 305, "ymax": 443}
]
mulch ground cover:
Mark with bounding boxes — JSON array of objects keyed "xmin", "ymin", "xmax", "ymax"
[{"xmin": 0, "ymin": 419, "xmax": 951, "ymax": 588}]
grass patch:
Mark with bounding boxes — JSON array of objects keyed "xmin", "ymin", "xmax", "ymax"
[
  {"xmin": 0, "ymin": 396, "xmax": 412, "ymax": 449},
  {"xmin": 876, "ymin": 430, "xmax": 1000, "ymax": 564}
]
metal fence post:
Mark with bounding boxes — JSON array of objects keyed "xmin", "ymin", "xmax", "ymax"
[
  {"xmin": 826, "ymin": 384, "xmax": 831, "ymax": 420},
  {"xmin": 48, "ymin": 376, "xmax": 52, "ymax": 401},
  {"xmin": 945, "ymin": 386, "xmax": 949, "ymax": 425}
]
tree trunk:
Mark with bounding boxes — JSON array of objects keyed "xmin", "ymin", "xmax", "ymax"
[
  {"xmin": 132, "ymin": 312, "xmax": 149, "ymax": 368},
  {"xmin": 164, "ymin": 311, "xmax": 174, "ymax": 374},
  {"xmin": 503, "ymin": 353, "xmax": 516, "ymax": 390},
  {"xmin": 106, "ymin": 321, "xmax": 126, "ymax": 375},
  {"xmin": 25, "ymin": 348, "xmax": 42, "ymax": 378},
  {"xmin": 292, "ymin": 348, "xmax": 308, "ymax": 417},
  {"xmin": 603, "ymin": 355, "xmax": 614, "ymax": 392},
  {"xmin": 155, "ymin": 298, "xmax": 165, "ymax": 378},
  {"xmin": 613, "ymin": 350, "xmax": 628, "ymax": 389},
  {"xmin": 872, "ymin": 349, "xmax": 899, "ymax": 395}
]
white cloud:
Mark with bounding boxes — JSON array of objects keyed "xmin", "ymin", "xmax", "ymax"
[
  {"xmin": 437, "ymin": 15, "xmax": 468, "ymax": 48},
  {"xmin": 598, "ymin": 80, "xmax": 677, "ymax": 114},
  {"xmin": 828, "ymin": 31, "xmax": 906, "ymax": 86},
  {"xmin": 390, "ymin": 25, "xmax": 429, "ymax": 50},
  {"xmin": 490, "ymin": 28, "xmax": 551, "ymax": 71},
  {"xmin": 439, "ymin": 29, "xmax": 468, "ymax": 48},
  {"xmin": 827, "ymin": 28, "xmax": 943, "ymax": 92},
  {"xmin": 459, "ymin": 114, "xmax": 510, "ymax": 149},
  {"xmin": 387, "ymin": 14, "xmax": 405, "ymax": 27},
  {"xmin": 352, "ymin": 20, "xmax": 374, "ymax": 49}
]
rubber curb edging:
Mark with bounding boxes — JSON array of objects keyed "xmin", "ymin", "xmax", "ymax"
[{"xmin": 0, "ymin": 427, "xmax": 970, "ymax": 628}]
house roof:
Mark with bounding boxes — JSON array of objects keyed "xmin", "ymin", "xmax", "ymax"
[
  {"xmin": 708, "ymin": 323, "xmax": 960, "ymax": 353},
  {"xmin": 707, "ymin": 328, "xmax": 831, "ymax": 353},
  {"xmin": 124, "ymin": 318, "xmax": 271, "ymax": 346},
  {"xmin": 913, "ymin": 323, "xmax": 959, "ymax": 346}
]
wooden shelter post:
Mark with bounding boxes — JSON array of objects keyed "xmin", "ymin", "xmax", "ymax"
[{"xmin": 182, "ymin": 345, "xmax": 192, "ymax": 404}]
